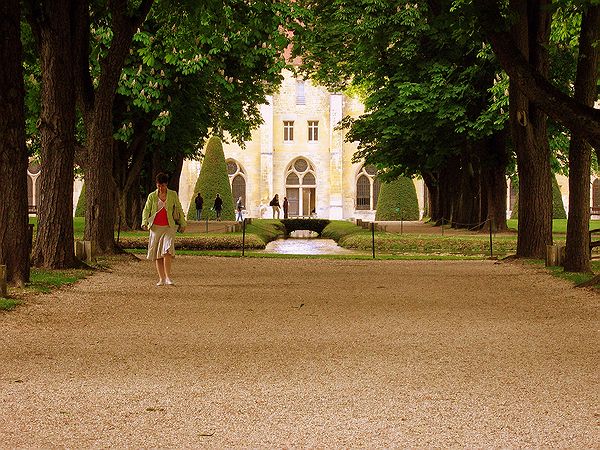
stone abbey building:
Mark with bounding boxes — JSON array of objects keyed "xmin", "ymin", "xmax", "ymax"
[
  {"xmin": 27, "ymin": 69, "xmax": 600, "ymax": 221},
  {"xmin": 178, "ymin": 69, "xmax": 420, "ymax": 220}
]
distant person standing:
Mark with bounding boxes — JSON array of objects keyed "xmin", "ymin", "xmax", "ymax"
[
  {"xmin": 213, "ymin": 193, "xmax": 223, "ymax": 221},
  {"xmin": 283, "ymin": 196, "xmax": 289, "ymax": 219},
  {"xmin": 194, "ymin": 192, "xmax": 203, "ymax": 221},
  {"xmin": 236, "ymin": 196, "xmax": 244, "ymax": 222},
  {"xmin": 141, "ymin": 172, "xmax": 186, "ymax": 286},
  {"xmin": 270, "ymin": 194, "xmax": 280, "ymax": 219}
]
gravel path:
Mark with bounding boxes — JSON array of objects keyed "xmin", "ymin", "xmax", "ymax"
[{"xmin": 0, "ymin": 256, "xmax": 598, "ymax": 447}]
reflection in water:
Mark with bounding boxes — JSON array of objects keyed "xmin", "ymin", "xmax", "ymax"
[{"xmin": 263, "ymin": 238, "xmax": 359, "ymax": 255}]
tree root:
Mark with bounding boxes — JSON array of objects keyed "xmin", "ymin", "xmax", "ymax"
[{"xmin": 575, "ymin": 274, "xmax": 600, "ymax": 288}]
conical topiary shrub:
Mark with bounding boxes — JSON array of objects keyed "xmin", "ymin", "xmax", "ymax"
[
  {"xmin": 510, "ymin": 175, "xmax": 566, "ymax": 219},
  {"xmin": 75, "ymin": 183, "xmax": 86, "ymax": 217},
  {"xmin": 552, "ymin": 175, "xmax": 567, "ymax": 219},
  {"xmin": 187, "ymin": 136, "xmax": 235, "ymax": 221},
  {"xmin": 375, "ymin": 177, "xmax": 420, "ymax": 221}
]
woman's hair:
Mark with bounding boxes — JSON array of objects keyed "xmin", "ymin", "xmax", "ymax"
[{"xmin": 155, "ymin": 172, "xmax": 169, "ymax": 185}]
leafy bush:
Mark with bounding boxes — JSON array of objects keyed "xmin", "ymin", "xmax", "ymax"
[
  {"xmin": 246, "ymin": 219, "xmax": 286, "ymax": 242},
  {"xmin": 375, "ymin": 177, "xmax": 419, "ymax": 221},
  {"xmin": 322, "ymin": 220, "xmax": 368, "ymax": 241},
  {"xmin": 187, "ymin": 136, "xmax": 235, "ymax": 221},
  {"xmin": 119, "ymin": 234, "xmax": 266, "ymax": 250},
  {"xmin": 339, "ymin": 233, "xmax": 517, "ymax": 256}
]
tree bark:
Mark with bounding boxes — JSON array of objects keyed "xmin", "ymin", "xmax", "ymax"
[
  {"xmin": 30, "ymin": 0, "xmax": 79, "ymax": 268},
  {"xmin": 0, "ymin": 0, "xmax": 31, "ymax": 285},
  {"xmin": 509, "ymin": 0, "xmax": 553, "ymax": 259},
  {"xmin": 482, "ymin": 130, "xmax": 508, "ymax": 232},
  {"xmin": 81, "ymin": 0, "xmax": 153, "ymax": 254},
  {"xmin": 476, "ymin": 0, "xmax": 600, "ymax": 153},
  {"xmin": 563, "ymin": 5, "xmax": 600, "ymax": 273}
]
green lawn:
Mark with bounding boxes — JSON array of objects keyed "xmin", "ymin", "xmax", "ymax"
[
  {"xmin": 507, "ymin": 218, "xmax": 600, "ymax": 233},
  {"xmin": 25, "ymin": 217, "xmax": 599, "ymax": 259}
]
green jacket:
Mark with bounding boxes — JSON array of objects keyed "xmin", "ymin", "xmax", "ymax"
[{"xmin": 142, "ymin": 189, "xmax": 187, "ymax": 230}]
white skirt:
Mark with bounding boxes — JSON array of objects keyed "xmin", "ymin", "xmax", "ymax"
[{"xmin": 147, "ymin": 225, "xmax": 175, "ymax": 260}]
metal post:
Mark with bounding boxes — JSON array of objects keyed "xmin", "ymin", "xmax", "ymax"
[
  {"xmin": 0, "ymin": 265, "xmax": 7, "ymax": 298},
  {"xmin": 242, "ymin": 218, "xmax": 246, "ymax": 257},
  {"xmin": 489, "ymin": 217, "xmax": 494, "ymax": 258},
  {"xmin": 441, "ymin": 220, "xmax": 444, "ymax": 236},
  {"xmin": 117, "ymin": 214, "xmax": 121, "ymax": 245},
  {"xmin": 371, "ymin": 222, "xmax": 375, "ymax": 259}
]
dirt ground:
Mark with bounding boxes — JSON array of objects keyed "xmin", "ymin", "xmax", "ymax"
[{"xmin": 0, "ymin": 256, "xmax": 598, "ymax": 447}]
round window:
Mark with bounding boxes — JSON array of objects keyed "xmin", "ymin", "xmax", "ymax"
[
  {"xmin": 226, "ymin": 161, "xmax": 238, "ymax": 175},
  {"xmin": 364, "ymin": 165, "xmax": 377, "ymax": 176},
  {"xmin": 294, "ymin": 158, "xmax": 308, "ymax": 172}
]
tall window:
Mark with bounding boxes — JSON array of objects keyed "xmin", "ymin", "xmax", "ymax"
[
  {"xmin": 356, "ymin": 175, "xmax": 370, "ymax": 210},
  {"xmin": 283, "ymin": 121, "xmax": 294, "ymax": 142},
  {"xmin": 355, "ymin": 165, "xmax": 380, "ymax": 210},
  {"xmin": 296, "ymin": 80, "xmax": 305, "ymax": 105},
  {"xmin": 226, "ymin": 159, "xmax": 246, "ymax": 206},
  {"xmin": 285, "ymin": 157, "xmax": 316, "ymax": 216},
  {"xmin": 593, "ymin": 179, "xmax": 600, "ymax": 208},
  {"xmin": 308, "ymin": 121, "xmax": 319, "ymax": 142}
]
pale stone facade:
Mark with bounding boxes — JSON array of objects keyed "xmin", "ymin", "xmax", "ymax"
[{"xmin": 179, "ymin": 70, "xmax": 426, "ymax": 220}]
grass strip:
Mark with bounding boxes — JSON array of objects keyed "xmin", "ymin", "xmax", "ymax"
[{"xmin": 0, "ymin": 298, "xmax": 21, "ymax": 311}]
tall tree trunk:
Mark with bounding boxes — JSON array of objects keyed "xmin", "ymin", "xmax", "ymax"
[
  {"xmin": 483, "ymin": 129, "xmax": 508, "ymax": 232},
  {"xmin": 81, "ymin": 0, "xmax": 153, "ymax": 254},
  {"xmin": 422, "ymin": 172, "xmax": 439, "ymax": 222},
  {"xmin": 564, "ymin": 6, "xmax": 600, "ymax": 273},
  {"xmin": 510, "ymin": 0, "xmax": 553, "ymax": 258},
  {"xmin": 31, "ymin": 0, "xmax": 78, "ymax": 268},
  {"xmin": 85, "ymin": 101, "xmax": 118, "ymax": 254},
  {"xmin": 0, "ymin": 0, "xmax": 31, "ymax": 285}
]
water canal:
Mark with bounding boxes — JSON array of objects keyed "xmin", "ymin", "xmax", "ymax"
[{"xmin": 262, "ymin": 231, "xmax": 361, "ymax": 255}]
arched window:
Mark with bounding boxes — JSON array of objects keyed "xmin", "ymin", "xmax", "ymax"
[
  {"xmin": 356, "ymin": 175, "xmax": 370, "ymax": 210},
  {"xmin": 226, "ymin": 159, "xmax": 246, "ymax": 206},
  {"xmin": 509, "ymin": 179, "xmax": 518, "ymax": 211},
  {"xmin": 27, "ymin": 160, "xmax": 41, "ymax": 212},
  {"xmin": 356, "ymin": 165, "xmax": 380, "ymax": 210},
  {"xmin": 593, "ymin": 179, "xmax": 600, "ymax": 208},
  {"xmin": 285, "ymin": 157, "xmax": 316, "ymax": 216}
]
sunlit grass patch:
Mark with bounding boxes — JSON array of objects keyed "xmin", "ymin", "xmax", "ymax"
[
  {"xmin": 0, "ymin": 298, "xmax": 21, "ymax": 311},
  {"xmin": 28, "ymin": 268, "xmax": 91, "ymax": 294}
]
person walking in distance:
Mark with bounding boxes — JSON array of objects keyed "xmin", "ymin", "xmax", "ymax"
[
  {"xmin": 194, "ymin": 192, "xmax": 203, "ymax": 221},
  {"xmin": 270, "ymin": 194, "xmax": 280, "ymax": 219},
  {"xmin": 213, "ymin": 193, "xmax": 223, "ymax": 221},
  {"xmin": 283, "ymin": 196, "xmax": 289, "ymax": 219},
  {"xmin": 141, "ymin": 172, "xmax": 186, "ymax": 286},
  {"xmin": 236, "ymin": 196, "xmax": 244, "ymax": 222}
]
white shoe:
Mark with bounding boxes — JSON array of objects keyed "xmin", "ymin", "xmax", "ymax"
[
  {"xmin": 156, "ymin": 280, "xmax": 165, "ymax": 286},
  {"xmin": 165, "ymin": 278, "xmax": 175, "ymax": 286}
]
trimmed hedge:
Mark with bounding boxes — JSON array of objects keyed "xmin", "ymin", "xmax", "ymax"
[
  {"xmin": 75, "ymin": 183, "xmax": 86, "ymax": 217},
  {"xmin": 552, "ymin": 175, "xmax": 567, "ymax": 219},
  {"xmin": 119, "ymin": 234, "xmax": 266, "ymax": 250},
  {"xmin": 375, "ymin": 177, "xmax": 419, "ymax": 221},
  {"xmin": 187, "ymin": 136, "xmax": 235, "ymax": 221},
  {"xmin": 510, "ymin": 175, "xmax": 566, "ymax": 219}
]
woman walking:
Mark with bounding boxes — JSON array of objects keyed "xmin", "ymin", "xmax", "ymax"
[{"xmin": 142, "ymin": 172, "xmax": 186, "ymax": 286}]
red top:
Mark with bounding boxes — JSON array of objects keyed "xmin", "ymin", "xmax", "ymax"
[{"xmin": 154, "ymin": 207, "xmax": 169, "ymax": 226}]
